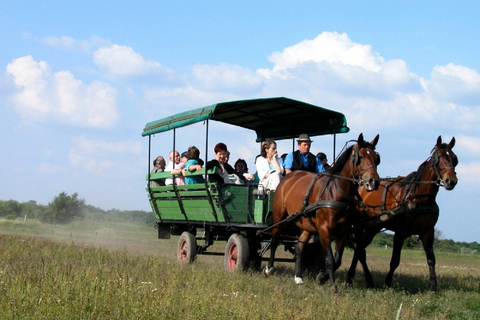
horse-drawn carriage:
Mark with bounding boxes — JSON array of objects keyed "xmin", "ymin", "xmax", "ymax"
[
  {"xmin": 142, "ymin": 97, "xmax": 353, "ymax": 271},
  {"xmin": 142, "ymin": 97, "xmax": 458, "ymax": 292}
]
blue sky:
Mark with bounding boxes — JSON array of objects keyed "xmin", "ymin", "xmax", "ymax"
[{"xmin": 1, "ymin": 1, "xmax": 479, "ymax": 242}]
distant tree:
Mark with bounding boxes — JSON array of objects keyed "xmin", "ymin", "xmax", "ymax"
[
  {"xmin": 434, "ymin": 229, "xmax": 444, "ymax": 243},
  {"xmin": 371, "ymin": 231, "xmax": 394, "ymax": 247},
  {"xmin": 403, "ymin": 235, "xmax": 420, "ymax": 249},
  {"xmin": 0, "ymin": 200, "xmax": 22, "ymax": 218},
  {"xmin": 43, "ymin": 192, "xmax": 85, "ymax": 224}
]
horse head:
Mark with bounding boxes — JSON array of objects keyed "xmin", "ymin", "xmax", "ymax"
[
  {"xmin": 432, "ymin": 136, "xmax": 458, "ymax": 190},
  {"xmin": 352, "ymin": 133, "xmax": 381, "ymax": 191}
]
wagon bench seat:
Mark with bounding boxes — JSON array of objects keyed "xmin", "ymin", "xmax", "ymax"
[{"xmin": 146, "ymin": 167, "xmax": 259, "ymax": 225}]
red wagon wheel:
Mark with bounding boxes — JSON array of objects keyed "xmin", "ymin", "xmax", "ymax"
[
  {"xmin": 224, "ymin": 233, "xmax": 250, "ymax": 271},
  {"xmin": 177, "ymin": 231, "xmax": 197, "ymax": 263}
]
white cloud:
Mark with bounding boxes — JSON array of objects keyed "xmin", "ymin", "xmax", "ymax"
[
  {"xmin": 192, "ymin": 64, "xmax": 264, "ymax": 93},
  {"xmin": 6, "ymin": 55, "xmax": 51, "ymax": 117},
  {"xmin": 425, "ymin": 63, "xmax": 480, "ymax": 107},
  {"xmin": 69, "ymin": 136, "xmax": 143, "ymax": 175},
  {"xmin": 455, "ymin": 162, "xmax": 480, "ymax": 184},
  {"xmin": 455, "ymin": 135, "xmax": 480, "ymax": 157},
  {"xmin": 41, "ymin": 35, "xmax": 109, "ymax": 53},
  {"xmin": 267, "ymin": 32, "xmax": 384, "ymax": 73},
  {"xmin": 93, "ymin": 44, "xmax": 164, "ymax": 76},
  {"xmin": 6, "ymin": 55, "xmax": 118, "ymax": 128}
]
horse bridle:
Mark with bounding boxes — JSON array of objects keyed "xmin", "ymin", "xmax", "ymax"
[
  {"xmin": 352, "ymin": 144, "xmax": 379, "ymax": 187},
  {"xmin": 431, "ymin": 146, "xmax": 456, "ymax": 187}
]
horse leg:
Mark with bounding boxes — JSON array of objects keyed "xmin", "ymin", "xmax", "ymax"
[
  {"xmin": 264, "ymin": 226, "xmax": 280, "ymax": 276},
  {"xmin": 420, "ymin": 229, "xmax": 437, "ymax": 292},
  {"xmin": 346, "ymin": 247, "xmax": 359, "ymax": 286},
  {"xmin": 356, "ymin": 242, "xmax": 375, "ymax": 289},
  {"xmin": 293, "ymin": 231, "xmax": 311, "ymax": 284},
  {"xmin": 324, "ymin": 243, "xmax": 338, "ymax": 293},
  {"xmin": 314, "ymin": 232, "xmax": 337, "ymax": 292},
  {"xmin": 348, "ymin": 229, "xmax": 376, "ymax": 288},
  {"xmin": 385, "ymin": 232, "xmax": 405, "ymax": 288}
]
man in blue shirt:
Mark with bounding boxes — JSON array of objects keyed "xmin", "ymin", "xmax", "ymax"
[{"xmin": 283, "ymin": 134, "xmax": 325, "ymax": 174}]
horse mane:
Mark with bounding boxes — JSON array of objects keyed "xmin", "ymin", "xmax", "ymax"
[
  {"xmin": 329, "ymin": 144, "xmax": 355, "ymax": 175},
  {"xmin": 329, "ymin": 138, "xmax": 377, "ymax": 175},
  {"xmin": 404, "ymin": 144, "xmax": 445, "ymax": 183}
]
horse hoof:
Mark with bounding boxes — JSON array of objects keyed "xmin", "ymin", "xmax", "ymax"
[
  {"xmin": 330, "ymin": 285, "xmax": 338, "ymax": 294},
  {"xmin": 263, "ymin": 266, "xmax": 273, "ymax": 277},
  {"xmin": 294, "ymin": 276, "xmax": 304, "ymax": 285}
]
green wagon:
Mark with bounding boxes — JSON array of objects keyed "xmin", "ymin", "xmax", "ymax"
[{"xmin": 142, "ymin": 97, "xmax": 349, "ymax": 270}]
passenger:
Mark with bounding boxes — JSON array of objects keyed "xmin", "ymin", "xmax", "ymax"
[
  {"xmin": 317, "ymin": 152, "xmax": 331, "ymax": 170},
  {"xmin": 283, "ymin": 134, "xmax": 325, "ymax": 174},
  {"xmin": 165, "ymin": 150, "xmax": 182, "ymax": 185},
  {"xmin": 170, "ymin": 151, "xmax": 188, "ymax": 185},
  {"xmin": 184, "ymin": 146, "xmax": 205, "ymax": 184},
  {"xmin": 256, "ymin": 140, "xmax": 284, "ymax": 191},
  {"xmin": 206, "ymin": 143, "xmax": 242, "ymax": 184},
  {"xmin": 150, "ymin": 156, "xmax": 166, "ymax": 187},
  {"xmin": 234, "ymin": 158, "xmax": 255, "ymax": 183}
]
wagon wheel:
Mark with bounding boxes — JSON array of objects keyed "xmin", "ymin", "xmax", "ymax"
[
  {"xmin": 177, "ymin": 231, "xmax": 197, "ymax": 263},
  {"xmin": 224, "ymin": 233, "xmax": 250, "ymax": 271}
]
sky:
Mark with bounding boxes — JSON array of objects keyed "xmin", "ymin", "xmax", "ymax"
[{"xmin": 1, "ymin": 1, "xmax": 479, "ymax": 242}]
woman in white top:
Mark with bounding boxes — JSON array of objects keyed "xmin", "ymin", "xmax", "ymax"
[{"xmin": 256, "ymin": 139, "xmax": 284, "ymax": 191}]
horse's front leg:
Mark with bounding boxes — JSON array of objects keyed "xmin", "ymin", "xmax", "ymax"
[
  {"xmin": 293, "ymin": 231, "xmax": 311, "ymax": 284},
  {"xmin": 420, "ymin": 229, "xmax": 437, "ymax": 292}
]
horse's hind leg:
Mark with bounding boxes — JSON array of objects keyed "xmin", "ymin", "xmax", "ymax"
[
  {"xmin": 348, "ymin": 229, "xmax": 375, "ymax": 288},
  {"xmin": 324, "ymin": 243, "xmax": 337, "ymax": 293},
  {"xmin": 264, "ymin": 226, "xmax": 280, "ymax": 276},
  {"xmin": 316, "ymin": 234, "xmax": 337, "ymax": 293},
  {"xmin": 264, "ymin": 201, "xmax": 288, "ymax": 276},
  {"xmin": 346, "ymin": 249, "xmax": 359, "ymax": 286},
  {"xmin": 420, "ymin": 229, "xmax": 437, "ymax": 292},
  {"xmin": 385, "ymin": 232, "xmax": 405, "ymax": 288},
  {"xmin": 355, "ymin": 243, "xmax": 375, "ymax": 288},
  {"xmin": 293, "ymin": 231, "xmax": 311, "ymax": 284}
]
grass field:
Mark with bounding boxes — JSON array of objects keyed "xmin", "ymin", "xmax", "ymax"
[{"xmin": 1, "ymin": 218, "xmax": 479, "ymax": 319}]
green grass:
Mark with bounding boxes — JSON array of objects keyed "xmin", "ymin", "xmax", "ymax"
[{"xmin": 1, "ymin": 219, "xmax": 479, "ymax": 319}]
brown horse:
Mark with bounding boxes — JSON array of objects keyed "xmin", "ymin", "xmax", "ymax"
[
  {"xmin": 264, "ymin": 133, "xmax": 381, "ymax": 291},
  {"xmin": 346, "ymin": 136, "xmax": 458, "ymax": 291}
]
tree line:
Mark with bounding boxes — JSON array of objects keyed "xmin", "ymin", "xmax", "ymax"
[
  {"xmin": 0, "ymin": 193, "xmax": 478, "ymax": 253},
  {"xmin": 0, "ymin": 192, "xmax": 155, "ymax": 226}
]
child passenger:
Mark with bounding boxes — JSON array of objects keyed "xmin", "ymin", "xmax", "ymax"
[{"xmin": 184, "ymin": 146, "xmax": 205, "ymax": 184}]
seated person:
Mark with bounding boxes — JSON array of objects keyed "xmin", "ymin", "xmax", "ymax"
[
  {"xmin": 150, "ymin": 156, "xmax": 166, "ymax": 187},
  {"xmin": 184, "ymin": 146, "xmax": 205, "ymax": 184},
  {"xmin": 206, "ymin": 142, "xmax": 242, "ymax": 184},
  {"xmin": 317, "ymin": 152, "xmax": 331, "ymax": 170},
  {"xmin": 256, "ymin": 140, "xmax": 284, "ymax": 191},
  {"xmin": 165, "ymin": 150, "xmax": 182, "ymax": 185},
  {"xmin": 170, "ymin": 151, "xmax": 188, "ymax": 185},
  {"xmin": 234, "ymin": 158, "xmax": 255, "ymax": 183},
  {"xmin": 283, "ymin": 134, "xmax": 325, "ymax": 174}
]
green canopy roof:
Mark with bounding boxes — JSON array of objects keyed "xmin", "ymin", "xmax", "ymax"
[{"xmin": 142, "ymin": 97, "xmax": 349, "ymax": 141}]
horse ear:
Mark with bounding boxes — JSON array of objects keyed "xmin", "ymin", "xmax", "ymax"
[
  {"xmin": 436, "ymin": 136, "xmax": 442, "ymax": 147},
  {"xmin": 370, "ymin": 134, "xmax": 380, "ymax": 147},
  {"xmin": 357, "ymin": 133, "xmax": 364, "ymax": 144},
  {"xmin": 448, "ymin": 137, "xmax": 455, "ymax": 149}
]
